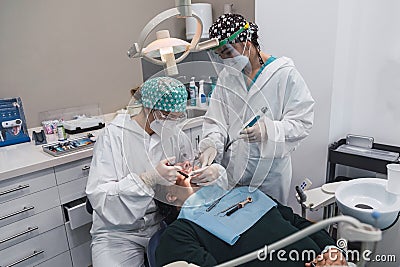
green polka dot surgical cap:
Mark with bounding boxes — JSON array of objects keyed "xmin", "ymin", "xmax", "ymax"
[{"xmin": 140, "ymin": 77, "xmax": 188, "ymax": 112}]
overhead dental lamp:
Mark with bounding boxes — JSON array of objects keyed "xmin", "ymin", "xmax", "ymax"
[{"xmin": 127, "ymin": 0, "xmax": 219, "ymax": 76}]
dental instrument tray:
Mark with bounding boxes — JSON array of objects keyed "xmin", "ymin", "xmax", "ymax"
[
  {"xmin": 327, "ymin": 138, "xmax": 400, "ymax": 183},
  {"xmin": 42, "ymin": 135, "xmax": 96, "ymax": 156},
  {"xmin": 62, "ymin": 115, "xmax": 105, "ymax": 134},
  {"xmin": 335, "ymin": 144, "xmax": 399, "ymax": 162}
]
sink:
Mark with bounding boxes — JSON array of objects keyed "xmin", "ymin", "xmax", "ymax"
[
  {"xmin": 335, "ymin": 178, "xmax": 400, "ymax": 229},
  {"xmin": 186, "ymin": 108, "xmax": 206, "ymax": 118}
]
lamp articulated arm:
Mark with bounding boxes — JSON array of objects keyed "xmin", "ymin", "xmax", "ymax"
[
  {"xmin": 126, "ymin": 0, "xmax": 219, "ymax": 76},
  {"xmin": 127, "ymin": 9, "xmax": 202, "ymax": 65}
]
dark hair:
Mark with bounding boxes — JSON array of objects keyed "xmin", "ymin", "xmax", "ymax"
[
  {"xmin": 154, "ymin": 199, "xmax": 179, "ymax": 225},
  {"xmin": 130, "ymin": 86, "xmax": 141, "ymax": 99},
  {"xmin": 154, "ymin": 184, "xmax": 180, "ymax": 224},
  {"xmin": 248, "ymin": 22, "xmax": 264, "ymax": 65}
]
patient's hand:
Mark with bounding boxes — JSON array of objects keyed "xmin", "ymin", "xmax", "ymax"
[{"xmin": 305, "ymin": 247, "xmax": 348, "ymax": 266}]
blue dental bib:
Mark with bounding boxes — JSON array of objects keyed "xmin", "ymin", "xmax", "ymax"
[{"xmin": 178, "ymin": 185, "xmax": 277, "ymax": 245}]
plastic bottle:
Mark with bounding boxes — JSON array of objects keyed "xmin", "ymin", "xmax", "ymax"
[
  {"xmin": 57, "ymin": 122, "xmax": 67, "ymax": 141},
  {"xmin": 189, "ymin": 77, "xmax": 197, "ymax": 106},
  {"xmin": 198, "ymin": 80, "xmax": 207, "ymax": 107}
]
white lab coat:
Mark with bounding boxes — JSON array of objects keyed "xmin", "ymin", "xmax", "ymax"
[
  {"xmin": 201, "ymin": 57, "xmax": 314, "ymax": 204},
  {"xmin": 86, "ymin": 114, "xmax": 193, "ymax": 267}
]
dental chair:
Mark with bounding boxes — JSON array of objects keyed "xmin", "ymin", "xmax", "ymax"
[{"xmin": 147, "ymin": 221, "xmax": 168, "ymax": 267}]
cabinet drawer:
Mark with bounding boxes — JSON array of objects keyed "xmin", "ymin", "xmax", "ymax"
[
  {"xmin": 65, "ymin": 221, "xmax": 92, "ymax": 249},
  {"xmin": 64, "ymin": 198, "xmax": 92, "ymax": 229},
  {"xmin": 58, "ymin": 176, "xmax": 88, "ymax": 205},
  {"xmin": 71, "ymin": 240, "xmax": 92, "ymax": 267},
  {"xmin": 0, "ymin": 168, "xmax": 56, "ymax": 204},
  {"xmin": 0, "ymin": 226, "xmax": 69, "ymax": 267},
  {"xmin": 0, "ymin": 187, "xmax": 60, "ymax": 228},
  {"xmin": 54, "ymin": 157, "xmax": 92, "ymax": 185},
  {"xmin": 0, "ymin": 206, "xmax": 63, "ymax": 250},
  {"xmin": 35, "ymin": 251, "xmax": 72, "ymax": 267}
]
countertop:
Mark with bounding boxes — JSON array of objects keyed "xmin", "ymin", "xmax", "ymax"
[
  {"xmin": 0, "ymin": 132, "xmax": 95, "ymax": 181},
  {"xmin": 0, "ymin": 110, "xmax": 206, "ymax": 181},
  {"xmin": 0, "ymin": 113, "xmax": 117, "ymax": 181}
]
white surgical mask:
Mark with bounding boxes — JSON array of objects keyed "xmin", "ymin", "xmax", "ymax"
[
  {"xmin": 150, "ymin": 119, "xmax": 178, "ymax": 140},
  {"xmin": 222, "ymin": 55, "xmax": 250, "ymax": 73}
]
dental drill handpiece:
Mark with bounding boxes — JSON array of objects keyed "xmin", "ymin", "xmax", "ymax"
[
  {"xmin": 225, "ymin": 107, "xmax": 268, "ymax": 151},
  {"xmin": 226, "ymin": 197, "xmax": 253, "ymax": 216},
  {"xmin": 242, "ymin": 107, "xmax": 268, "ymax": 130},
  {"xmin": 217, "ymin": 197, "xmax": 252, "ymax": 216}
]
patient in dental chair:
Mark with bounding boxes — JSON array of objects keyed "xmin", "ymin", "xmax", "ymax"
[{"xmin": 154, "ymin": 170, "xmax": 348, "ymax": 267}]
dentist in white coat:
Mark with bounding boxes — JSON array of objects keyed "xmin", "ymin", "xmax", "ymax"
[
  {"xmin": 86, "ymin": 77, "xmax": 226, "ymax": 267},
  {"xmin": 199, "ymin": 14, "xmax": 315, "ymax": 204}
]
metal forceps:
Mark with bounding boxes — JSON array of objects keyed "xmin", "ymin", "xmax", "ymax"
[{"xmin": 206, "ymin": 195, "xmax": 224, "ymax": 212}]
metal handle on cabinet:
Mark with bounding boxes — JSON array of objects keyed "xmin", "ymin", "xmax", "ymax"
[
  {"xmin": 0, "ymin": 184, "xmax": 30, "ymax": 196},
  {"xmin": 3, "ymin": 250, "xmax": 44, "ymax": 267},
  {"xmin": 0, "ymin": 226, "xmax": 38, "ymax": 244},
  {"xmin": 0, "ymin": 206, "xmax": 34, "ymax": 221},
  {"xmin": 82, "ymin": 165, "xmax": 90, "ymax": 171}
]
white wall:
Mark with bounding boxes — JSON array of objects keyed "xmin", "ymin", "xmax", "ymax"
[
  {"xmin": 0, "ymin": 0, "xmax": 256, "ymax": 128},
  {"xmin": 255, "ymin": 0, "xmax": 339, "ymax": 213},
  {"xmin": 0, "ymin": 0, "xmax": 185, "ymax": 127},
  {"xmin": 256, "ymin": 0, "xmax": 400, "ymax": 218},
  {"xmin": 192, "ymin": 0, "xmax": 254, "ymax": 22},
  {"xmin": 330, "ymin": 0, "xmax": 400, "ymax": 146}
]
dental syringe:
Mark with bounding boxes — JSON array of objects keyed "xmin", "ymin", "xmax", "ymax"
[{"xmin": 225, "ymin": 107, "xmax": 268, "ymax": 151}]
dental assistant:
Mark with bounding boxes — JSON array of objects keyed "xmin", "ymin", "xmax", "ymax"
[
  {"xmin": 199, "ymin": 14, "xmax": 315, "ymax": 204},
  {"xmin": 86, "ymin": 77, "xmax": 194, "ymax": 267}
]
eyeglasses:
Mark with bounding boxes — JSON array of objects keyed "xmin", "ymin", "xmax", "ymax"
[
  {"xmin": 153, "ymin": 110, "xmax": 187, "ymax": 121},
  {"xmin": 212, "ymin": 22, "xmax": 250, "ymax": 50}
]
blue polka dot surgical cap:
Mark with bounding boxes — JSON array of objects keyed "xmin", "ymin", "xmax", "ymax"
[{"xmin": 140, "ymin": 77, "xmax": 187, "ymax": 112}]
